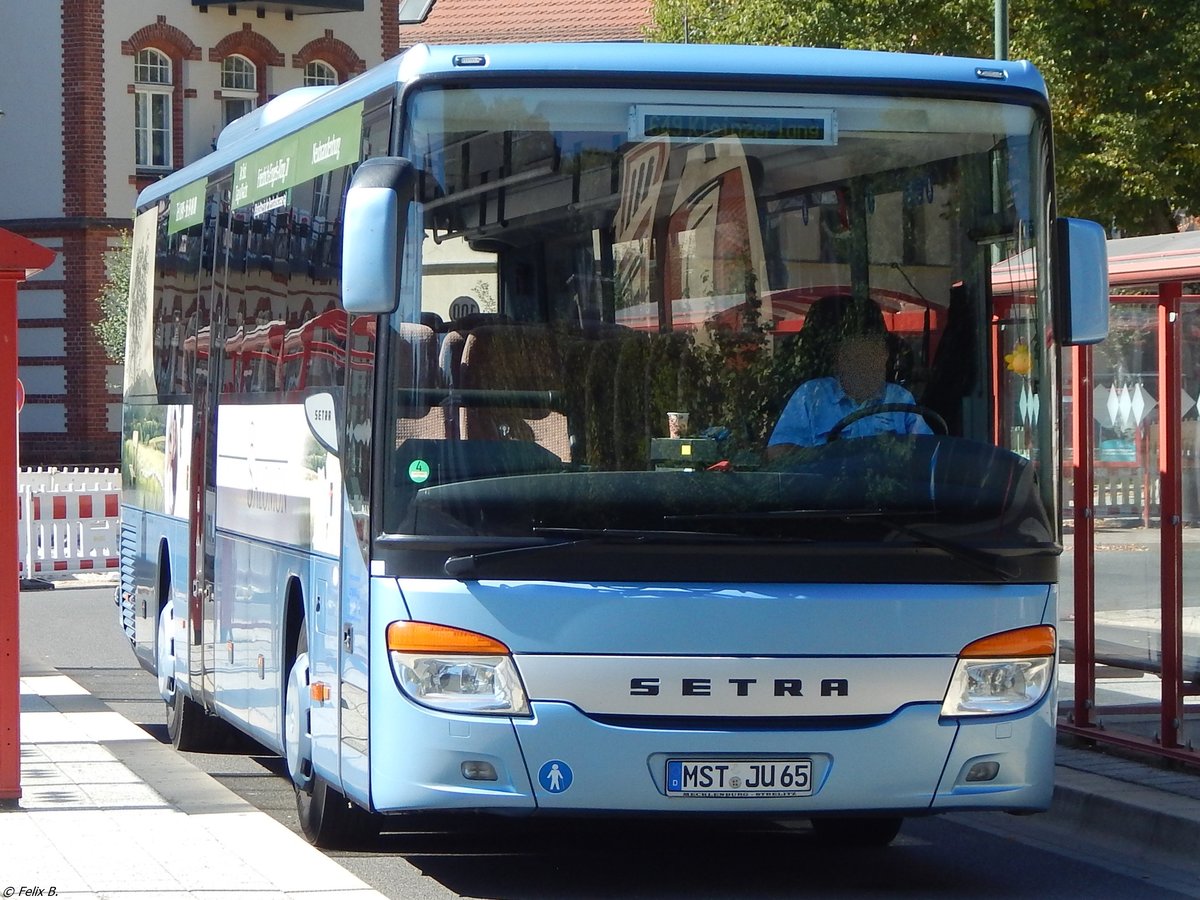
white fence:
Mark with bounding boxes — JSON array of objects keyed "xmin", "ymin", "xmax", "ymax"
[{"xmin": 18, "ymin": 467, "xmax": 121, "ymax": 577}]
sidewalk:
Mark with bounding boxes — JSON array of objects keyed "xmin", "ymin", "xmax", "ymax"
[
  {"xmin": 2, "ymin": 664, "xmax": 386, "ymax": 899},
  {"xmin": 1063, "ymin": 521, "xmax": 1200, "ymax": 548}
]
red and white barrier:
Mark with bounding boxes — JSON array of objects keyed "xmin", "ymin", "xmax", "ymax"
[{"xmin": 18, "ymin": 468, "xmax": 121, "ymax": 576}]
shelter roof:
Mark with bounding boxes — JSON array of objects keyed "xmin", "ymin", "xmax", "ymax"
[
  {"xmin": 1106, "ymin": 230, "xmax": 1200, "ymax": 287},
  {"xmin": 0, "ymin": 229, "xmax": 55, "ymax": 279},
  {"xmin": 993, "ymin": 229, "xmax": 1200, "ymax": 294}
]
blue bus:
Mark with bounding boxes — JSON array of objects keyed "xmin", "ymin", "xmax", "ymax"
[{"xmin": 119, "ymin": 42, "xmax": 1108, "ymax": 847}]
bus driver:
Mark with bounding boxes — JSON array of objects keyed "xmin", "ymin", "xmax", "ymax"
[{"xmin": 767, "ymin": 298, "xmax": 933, "ymax": 457}]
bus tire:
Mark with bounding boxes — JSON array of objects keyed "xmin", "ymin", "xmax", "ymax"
[
  {"xmin": 811, "ymin": 816, "xmax": 903, "ymax": 847},
  {"xmin": 166, "ymin": 680, "xmax": 223, "ymax": 751},
  {"xmin": 157, "ymin": 589, "xmax": 209, "ymax": 751},
  {"xmin": 288, "ymin": 621, "xmax": 379, "ymax": 848},
  {"xmin": 163, "ymin": 601, "xmax": 239, "ymax": 752},
  {"xmin": 296, "ymin": 775, "xmax": 368, "ymax": 847},
  {"xmin": 156, "ymin": 600, "xmax": 176, "ymax": 704},
  {"xmin": 284, "ymin": 625, "xmax": 313, "ymax": 792}
]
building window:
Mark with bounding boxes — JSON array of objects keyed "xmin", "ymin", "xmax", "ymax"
[
  {"xmin": 304, "ymin": 60, "xmax": 338, "ymax": 87},
  {"xmin": 134, "ymin": 48, "xmax": 172, "ymax": 169},
  {"xmin": 221, "ymin": 54, "xmax": 257, "ymax": 126}
]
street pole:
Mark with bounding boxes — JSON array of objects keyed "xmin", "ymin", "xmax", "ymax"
[{"xmin": 995, "ymin": 0, "xmax": 1009, "ymax": 60}]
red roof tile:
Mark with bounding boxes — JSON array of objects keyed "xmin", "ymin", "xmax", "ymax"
[{"xmin": 400, "ymin": 0, "xmax": 654, "ymax": 46}]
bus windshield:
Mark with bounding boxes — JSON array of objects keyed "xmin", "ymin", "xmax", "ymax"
[{"xmin": 383, "ymin": 84, "xmax": 1055, "ymax": 566}]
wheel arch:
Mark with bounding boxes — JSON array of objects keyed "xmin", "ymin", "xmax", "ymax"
[
  {"xmin": 151, "ymin": 537, "xmax": 174, "ymax": 683},
  {"xmin": 281, "ymin": 575, "xmax": 307, "ymax": 707},
  {"xmin": 156, "ymin": 538, "xmax": 172, "ymax": 616}
]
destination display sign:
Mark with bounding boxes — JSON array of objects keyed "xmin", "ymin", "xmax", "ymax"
[
  {"xmin": 166, "ymin": 102, "xmax": 365, "ymax": 230},
  {"xmin": 631, "ymin": 105, "xmax": 837, "ymax": 146},
  {"xmin": 167, "ymin": 178, "xmax": 207, "ymax": 235},
  {"xmin": 232, "ymin": 101, "xmax": 364, "ymax": 209}
]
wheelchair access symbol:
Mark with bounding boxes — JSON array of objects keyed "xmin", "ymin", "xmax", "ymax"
[{"xmin": 538, "ymin": 759, "xmax": 573, "ymax": 794}]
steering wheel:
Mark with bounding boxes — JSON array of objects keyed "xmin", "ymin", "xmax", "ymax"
[{"xmin": 826, "ymin": 403, "xmax": 948, "ymax": 442}]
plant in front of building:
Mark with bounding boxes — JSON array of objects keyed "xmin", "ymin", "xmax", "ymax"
[{"xmin": 93, "ymin": 231, "xmax": 131, "ymax": 364}]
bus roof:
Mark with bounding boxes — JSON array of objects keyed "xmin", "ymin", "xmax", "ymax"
[{"xmin": 136, "ymin": 41, "xmax": 1048, "ymax": 211}]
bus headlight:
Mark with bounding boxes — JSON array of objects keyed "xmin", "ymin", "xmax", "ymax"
[
  {"xmin": 940, "ymin": 625, "xmax": 1055, "ymax": 717},
  {"xmin": 386, "ymin": 621, "xmax": 531, "ymax": 716}
]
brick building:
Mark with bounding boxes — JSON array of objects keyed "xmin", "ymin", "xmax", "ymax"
[
  {"xmin": 0, "ymin": 1, "xmax": 395, "ymax": 466},
  {"xmin": 0, "ymin": 0, "xmax": 651, "ymax": 467}
]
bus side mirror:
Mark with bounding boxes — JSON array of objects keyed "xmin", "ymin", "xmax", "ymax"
[
  {"xmin": 342, "ymin": 157, "xmax": 416, "ymax": 315},
  {"xmin": 1055, "ymin": 217, "xmax": 1109, "ymax": 346}
]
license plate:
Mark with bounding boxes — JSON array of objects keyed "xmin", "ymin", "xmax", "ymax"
[{"xmin": 665, "ymin": 758, "xmax": 813, "ymax": 797}]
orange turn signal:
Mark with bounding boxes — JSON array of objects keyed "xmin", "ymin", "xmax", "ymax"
[
  {"xmin": 960, "ymin": 625, "xmax": 1056, "ymax": 659},
  {"xmin": 310, "ymin": 681, "xmax": 331, "ymax": 703},
  {"xmin": 386, "ymin": 621, "xmax": 511, "ymax": 655}
]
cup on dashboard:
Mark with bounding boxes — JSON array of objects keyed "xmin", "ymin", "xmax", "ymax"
[{"xmin": 667, "ymin": 411, "xmax": 690, "ymax": 439}]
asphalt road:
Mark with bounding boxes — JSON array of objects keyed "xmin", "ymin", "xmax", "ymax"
[{"xmin": 18, "ymin": 581, "xmax": 1200, "ymax": 899}]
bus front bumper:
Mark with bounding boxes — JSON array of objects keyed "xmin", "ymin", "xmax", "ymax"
[{"xmin": 366, "ymin": 694, "xmax": 1055, "ymax": 816}]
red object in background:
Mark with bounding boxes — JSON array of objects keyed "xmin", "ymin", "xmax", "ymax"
[{"xmin": 0, "ymin": 229, "xmax": 55, "ymax": 803}]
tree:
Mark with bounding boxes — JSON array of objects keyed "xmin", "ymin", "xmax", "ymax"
[
  {"xmin": 646, "ymin": 1, "xmax": 1200, "ymax": 236},
  {"xmin": 647, "ymin": 0, "xmax": 994, "ymax": 54},
  {"xmin": 1016, "ymin": 2, "xmax": 1200, "ymax": 235},
  {"xmin": 92, "ymin": 231, "xmax": 130, "ymax": 363}
]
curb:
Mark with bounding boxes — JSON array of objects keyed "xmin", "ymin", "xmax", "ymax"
[
  {"xmin": 1051, "ymin": 765, "xmax": 1200, "ymax": 857},
  {"xmin": 23, "ymin": 572, "xmax": 119, "ymax": 591}
]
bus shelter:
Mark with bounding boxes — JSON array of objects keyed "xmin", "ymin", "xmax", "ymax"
[{"xmin": 1059, "ymin": 229, "xmax": 1200, "ymax": 764}]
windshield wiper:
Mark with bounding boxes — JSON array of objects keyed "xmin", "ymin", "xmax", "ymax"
[
  {"xmin": 444, "ymin": 537, "xmax": 591, "ymax": 578},
  {"xmin": 855, "ymin": 513, "xmax": 1023, "ymax": 581},
  {"xmin": 444, "ymin": 527, "xmax": 755, "ymax": 579},
  {"xmin": 533, "ymin": 526, "xmax": 756, "ymax": 541},
  {"xmin": 668, "ymin": 509, "xmax": 1023, "ymax": 581}
]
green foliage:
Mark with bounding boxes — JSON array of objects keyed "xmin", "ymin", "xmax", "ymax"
[
  {"xmin": 647, "ymin": 0, "xmax": 1200, "ymax": 236},
  {"xmin": 690, "ymin": 274, "xmax": 778, "ymax": 451},
  {"xmin": 1015, "ymin": 2, "xmax": 1200, "ymax": 234},
  {"xmin": 646, "ymin": 0, "xmax": 994, "ymax": 54},
  {"xmin": 93, "ymin": 231, "xmax": 131, "ymax": 363}
]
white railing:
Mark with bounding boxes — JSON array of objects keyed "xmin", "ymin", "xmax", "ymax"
[{"xmin": 18, "ymin": 467, "xmax": 121, "ymax": 577}]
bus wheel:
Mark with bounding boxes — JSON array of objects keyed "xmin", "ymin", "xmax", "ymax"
[
  {"xmin": 156, "ymin": 602, "xmax": 176, "ymax": 703},
  {"xmin": 163, "ymin": 604, "xmax": 237, "ymax": 752},
  {"xmin": 166, "ymin": 679, "xmax": 222, "ymax": 751},
  {"xmin": 284, "ymin": 629, "xmax": 313, "ymax": 792},
  {"xmin": 160, "ymin": 593, "xmax": 208, "ymax": 750},
  {"xmin": 289, "ymin": 625, "xmax": 378, "ymax": 848},
  {"xmin": 811, "ymin": 816, "xmax": 903, "ymax": 847},
  {"xmin": 296, "ymin": 775, "xmax": 370, "ymax": 847}
]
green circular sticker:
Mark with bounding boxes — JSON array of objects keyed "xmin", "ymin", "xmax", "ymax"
[{"xmin": 408, "ymin": 459, "xmax": 431, "ymax": 484}]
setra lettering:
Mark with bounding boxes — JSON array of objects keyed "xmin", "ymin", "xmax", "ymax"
[{"xmin": 629, "ymin": 676, "xmax": 849, "ymax": 699}]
